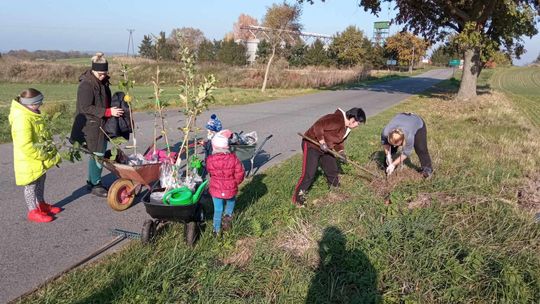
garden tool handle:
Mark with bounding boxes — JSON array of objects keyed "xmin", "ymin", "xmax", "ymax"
[
  {"xmin": 297, "ymin": 133, "xmax": 346, "ymax": 161},
  {"xmin": 297, "ymin": 133, "xmax": 380, "ymax": 178}
]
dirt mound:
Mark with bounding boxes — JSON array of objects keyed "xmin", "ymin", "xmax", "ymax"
[
  {"xmin": 369, "ymin": 166, "xmax": 423, "ymax": 198},
  {"xmin": 221, "ymin": 237, "xmax": 257, "ymax": 268},
  {"xmin": 517, "ymin": 174, "xmax": 540, "ymax": 214}
]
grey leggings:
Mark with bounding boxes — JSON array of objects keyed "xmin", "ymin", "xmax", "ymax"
[{"xmin": 23, "ymin": 174, "xmax": 46, "ymax": 211}]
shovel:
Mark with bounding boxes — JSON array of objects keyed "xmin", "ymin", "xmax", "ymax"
[{"xmin": 297, "ymin": 133, "xmax": 381, "ymax": 179}]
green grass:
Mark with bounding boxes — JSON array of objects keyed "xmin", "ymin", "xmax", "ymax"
[
  {"xmin": 490, "ymin": 66, "xmax": 540, "ymax": 126},
  {"xmin": 54, "ymin": 57, "xmax": 93, "ymax": 66},
  {"xmin": 16, "ymin": 68, "xmax": 540, "ymax": 303}
]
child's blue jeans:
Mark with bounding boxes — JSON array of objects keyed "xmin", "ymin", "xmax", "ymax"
[{"xmin": 212, "ymin": 196, "xmax": 236, "ymax": 232}]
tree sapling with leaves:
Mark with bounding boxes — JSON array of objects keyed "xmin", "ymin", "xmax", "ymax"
[{"xmin": 173, "ymin": 47, "xmax": 216, "ymax": 189}]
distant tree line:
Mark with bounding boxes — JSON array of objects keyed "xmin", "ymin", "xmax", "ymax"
[
  {"xmin": 138, "ymin": 28, "xmax": 248, "ymax": 66},
  {"xmin": 2, "ymin": 50, "xmax": 91, "ymax": 61},
  {"xmin": 138, "ymin": 25, "xmax": 424, "ymax": 69}
]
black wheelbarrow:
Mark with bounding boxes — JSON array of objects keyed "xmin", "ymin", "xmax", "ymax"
[{"xmin": 141, "ymin": 180, "xmax": 209, "ymax": 246}]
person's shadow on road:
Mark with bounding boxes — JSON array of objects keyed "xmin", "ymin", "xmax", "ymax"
[{"xmin": 306, "ymin": 226, "xmax": 381, "ymax": 304}]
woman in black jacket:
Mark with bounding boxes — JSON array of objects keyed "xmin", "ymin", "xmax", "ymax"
[{"xmin": 70, "ymin": 52, "xmax": 124, "ymax": 197}]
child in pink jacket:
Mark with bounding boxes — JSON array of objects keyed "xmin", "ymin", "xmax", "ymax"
[{"xmin": 205, "ymin": 130, "xmax": 244, "ymax": 235}]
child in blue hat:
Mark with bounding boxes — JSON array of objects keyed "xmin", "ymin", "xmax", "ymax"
[{"xmin": 204, "ymin": 114, "xmax": 223, "ymax": 161}]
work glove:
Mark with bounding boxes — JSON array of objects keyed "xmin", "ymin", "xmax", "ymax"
[
  {"xmin": 338, "ymin": 150, "xmax": 347, "ymax": 163},
  {"xmin": 385, "ymin": 152, "xmax": 392, "ymax": 166},
  {"xmin": 386, "ymin": 163, "xmax": 395, "ymax": 176},
  {"xmin": 319, "ymin": 142, "xmax": 329, "ymax": 152}
]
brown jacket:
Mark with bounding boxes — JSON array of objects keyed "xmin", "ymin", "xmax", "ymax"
[{"xmin": 304, "ymin": 109, "xmax": 349, "ymax": 152}]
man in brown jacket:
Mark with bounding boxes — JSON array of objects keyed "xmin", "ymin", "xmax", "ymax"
[{"xmin": 292, "ymin": 107, "xmax": 366, "ymax": 206}]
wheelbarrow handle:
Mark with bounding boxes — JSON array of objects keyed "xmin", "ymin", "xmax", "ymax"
[{"xmin": 254, "ymin": 134, "xmax": 273, "ymax": 155}]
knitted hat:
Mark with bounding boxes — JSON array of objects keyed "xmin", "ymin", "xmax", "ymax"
[
  {"xmin": 206, "ymin": 114, "xmax": 222, "ymax": 132},
  {"xmin": 91, "ymin": 52, "xmax": 108, "ymax": 72},
  {"xmin": 20, "ymin": 94, "xmax": 44, "ymax": 105},
  {"xmin": 211, "ymin": 133, "xmax": 229, "ymax": 149}
]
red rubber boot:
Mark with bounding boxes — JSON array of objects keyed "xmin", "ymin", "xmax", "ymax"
[
  {"xmin": 27, "ymin": 209, "xmax": 54, "ymax": 223},
  {"xmin": 38, "ymin": 202, "xmax": 62, "ymax": 215}
]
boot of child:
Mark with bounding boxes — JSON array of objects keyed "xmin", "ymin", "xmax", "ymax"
[
  {"xmin": 27, "ymin": 209, "xmax": 54, "ymax": 223},
  {"xmin": 38, "ymin": 201, "xmax": 62, "ymax": 215}
]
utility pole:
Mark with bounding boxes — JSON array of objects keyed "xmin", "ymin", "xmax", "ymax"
[{"xmin": 126, "ymin": 29, "xmax": 135, "ymax": 57}]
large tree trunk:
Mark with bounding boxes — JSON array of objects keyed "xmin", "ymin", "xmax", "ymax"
[
  {"xmin": 456, "ymin": 48, "xmax": 481, "ymax": 101},
  {"xmin": 261, "ymin": 45, "xmax": 276, "ymax": 92}
]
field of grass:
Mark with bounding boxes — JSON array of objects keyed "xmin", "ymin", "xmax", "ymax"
[
  {"xmin": 490, "ymin": 66, "xmax": 540, "ymax": 126},
  {"xmin": 16, "ymin": 68, "xmax": 540, "ymax": 303},
  {"xmin": 55, "ymin": 57, "xmax": 93, "ymax": 66}
]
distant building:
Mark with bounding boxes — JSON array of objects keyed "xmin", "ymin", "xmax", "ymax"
[
  {"xmin": 245, "ymin": 39, "xmax": 260, "ymax": 64},
  {"xmin": 238, "ymin": 25, "xmax": 332, "ymax": 64}
]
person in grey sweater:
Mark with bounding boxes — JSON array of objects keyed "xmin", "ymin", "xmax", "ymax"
[{"xmin": 381, "ymin": 113, "xmax": 433, "ymax": 178}]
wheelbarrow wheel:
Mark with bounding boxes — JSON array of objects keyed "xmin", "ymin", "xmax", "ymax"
[
  {"xmin": 107, "ymin": 179, "xmax": 136, "ymax": 211},
  {"xmin": 141, "ymin": 219, "xmax": 156, "ymax": 245}
]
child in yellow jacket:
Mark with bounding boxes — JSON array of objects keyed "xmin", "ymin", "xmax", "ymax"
[{"xmin": 9, "ymin": 88, "xmax": 61, "ymax": 222}]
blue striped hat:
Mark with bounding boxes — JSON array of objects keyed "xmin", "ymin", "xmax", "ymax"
[{"xmin": 206, "ymin": 114, "xmax": 222, "ymax": 132}]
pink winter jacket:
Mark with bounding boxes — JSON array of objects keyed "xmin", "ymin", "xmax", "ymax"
[{"xmin": 206, "ymin": 152, "xmax": 245, "ymax": 199}]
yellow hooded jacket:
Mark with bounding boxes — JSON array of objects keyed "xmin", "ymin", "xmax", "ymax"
[{"xmin": 8, "ymin": 100, "xmax": 60, "ymax": 186}]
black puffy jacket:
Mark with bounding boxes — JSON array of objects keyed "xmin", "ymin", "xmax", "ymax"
[{"xmin": 103, "ymin": 91, "xmax": 132, "ymax": 140}]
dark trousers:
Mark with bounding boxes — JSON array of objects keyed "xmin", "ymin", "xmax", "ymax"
[
  {"xmin": 390, "ymin": 122, "xmax": 432, "ymax": 170},
  {"xmin": 292, "ymin": 140, "xmax": 339, "ymax": 202},
  {"xmin": 414, "ymin": 123, "xmax": 432, "ymax": 170}
]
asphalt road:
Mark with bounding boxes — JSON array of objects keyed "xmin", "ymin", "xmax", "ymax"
[{"xmin": 0, "ymin": 68, "xmax": 452, "ymax": 302}]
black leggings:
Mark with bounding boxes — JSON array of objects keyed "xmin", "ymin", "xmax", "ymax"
[{"xmin": 413, "ymin": 123, "xmax": 432, "ymax": 170}]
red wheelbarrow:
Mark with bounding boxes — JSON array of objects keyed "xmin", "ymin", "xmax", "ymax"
[{"xmin": 102, "ymin": 160, "xmax": 162, "ymax": 211}]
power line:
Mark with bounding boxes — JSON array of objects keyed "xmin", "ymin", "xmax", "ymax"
[{"xmin": 126, "ymin": 29, "xmax": 135, "ymax": 57}]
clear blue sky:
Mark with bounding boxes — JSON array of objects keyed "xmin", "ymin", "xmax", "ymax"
[{"xmin": 1, "ymin": 0, "xmax": 538, "ymax": 65}]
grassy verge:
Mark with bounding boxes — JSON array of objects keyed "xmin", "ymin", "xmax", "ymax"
[{"xmin": 17, "ymin": 69, "xmax": 540, "ymax": 303}]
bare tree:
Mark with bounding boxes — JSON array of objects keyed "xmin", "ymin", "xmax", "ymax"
[
  {"xmin": 260, "ymin": 2, "xmax": 302, "ymax": 92},
  {"xmin": 169, "ymin": 27, "xmax": 206, "ymax": 55}
]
